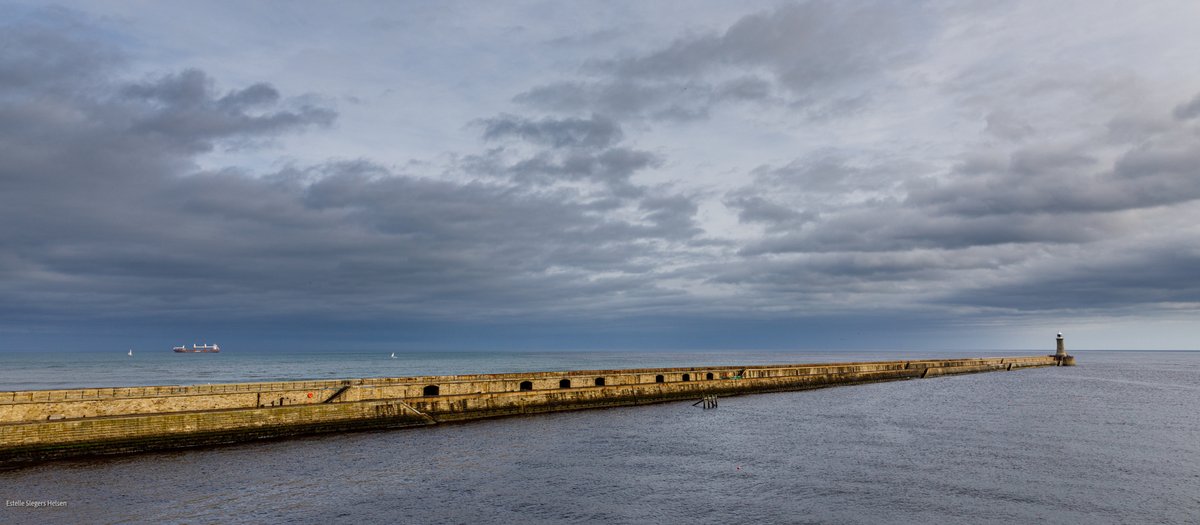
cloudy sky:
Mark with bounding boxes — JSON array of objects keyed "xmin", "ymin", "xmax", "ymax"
[{"xmin": 2, "ymin": 1, "xmax": 1199, "ymax": 352}]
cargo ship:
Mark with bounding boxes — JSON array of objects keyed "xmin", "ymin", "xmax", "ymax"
[{"xmin": 173, "ymin": 343, "xmax": 220, "ymax": 353}]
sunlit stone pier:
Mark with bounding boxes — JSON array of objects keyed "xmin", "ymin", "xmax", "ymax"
[{"xmin": 1, "ymin": 352, "xmax": 1071, "ymax": 467}]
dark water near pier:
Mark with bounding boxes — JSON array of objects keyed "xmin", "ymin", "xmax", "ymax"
[{"xmin": 2, "ymin": 350, "xmax": 1199, "ymax": 524}]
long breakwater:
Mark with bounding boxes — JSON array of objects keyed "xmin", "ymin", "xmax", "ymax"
[{"xmin": 0, "ymin": 354, "xmax": 1069, "ymax": 467}]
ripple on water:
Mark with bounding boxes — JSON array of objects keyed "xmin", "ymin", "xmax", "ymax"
[{"xmin": 1, "ymin": 351, "xmax": 1198, "ymax": 524}]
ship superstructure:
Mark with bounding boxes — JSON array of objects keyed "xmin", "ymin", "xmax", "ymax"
[{"xmin": 173, "ymin": 343, "xmax": 220, "ymax": 353}]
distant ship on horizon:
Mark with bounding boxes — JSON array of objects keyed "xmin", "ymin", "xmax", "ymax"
[{"xmin": 173, "ymin": 343, "xmax": 220, "ymax": 353}]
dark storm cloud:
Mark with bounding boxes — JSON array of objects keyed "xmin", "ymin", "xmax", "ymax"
[
  {"xmin": 1172, "ymin": 92, "xmax": 1200, "ymax": 121},
  {"xmin": 516, "ymin": 1, "xmax": 931, "ymax": 120},
  {"xmin": 938, "ymin": 241, "xmax": 1200, "ymax": 311},
  {"xmin": 589, "ymin": 1, "xmax": 925, "ymax": 89},
  {"xmin": 0, "ymin": 12, "xmax": 707, "ymax": 329},
  {"xmin": 464, "ymin": 145, "xmax": 662, "ymax": 197},
  {"xmin": 706, "ymin": 246, "xmax": 1029, "ymax": 296},
  {"xmin": 121, "ymin": 69, "xmax": 336, "ymax": 153},
  {"xmin": 728, "ymin": 93, "xmax": 1200, "ymax": 259},
  {"xmin": 723, "ymin": 193, "xmax": 818, "ymax": 232},
  {"xmin": 639, "ymin": 194, "xmax": 704, "ymax": 238},
  {"xmin": 750, "ymin": 152, "xmax": 904, "ymax": 194},
  {"xmin": 690, "ymin": 79, "xmax": 1199, "ymax": 326},
  {"xmin": 723, "ymin": 151, "xmax": 915, "ymax": 247},
  {"xmin": 6, "ymin": 3, "xmax": 1200, "ymax": 351},
  {"xmin": 468, "ymin": 113, "xmax": 666, "ymax": 199},
  {"xmin": 738, "ymin": 207, "xmax": 1108, "ymax": 255},
  {"xmin": 479, "ymin": 114, "xmax": 623, "ymax": 149},
  {"xmin": 909, "ymin": 139, "xmax": 1200, "ymax": 217},
  {"xmin": 702, "ymin": 84, "xmax": 1200, "ymax": 323},
  {"xmin": 907, "ymin": 138, "xmax": 1200, "ymax": 218}
]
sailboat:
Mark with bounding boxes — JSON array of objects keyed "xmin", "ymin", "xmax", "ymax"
[
  {"xmin": 128, "ymin": 349, "xmax": 133, "ymax": 357},
  {"xmin": 390, "ymin": 352, "xmax": 396, "ymax": 359}
]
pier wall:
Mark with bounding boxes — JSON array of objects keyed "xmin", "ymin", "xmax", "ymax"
[{"xmin": 0, "ymin": 355, "xmax": 1059, "ymax": 466}]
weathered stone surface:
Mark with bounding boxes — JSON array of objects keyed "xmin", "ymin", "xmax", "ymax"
[{"xmin": 0, "ymin": 356, "xmax": 1060, "ymax": 467}]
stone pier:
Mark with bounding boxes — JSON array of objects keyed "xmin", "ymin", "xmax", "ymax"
[{"xmin": 0, "ymin": 354, "xmax": 1066, "ymax": 467}]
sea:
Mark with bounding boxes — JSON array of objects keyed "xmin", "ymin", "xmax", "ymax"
[{"xmin": 1, "ymin": 349, "xmax": 1198, "ymax": 524}]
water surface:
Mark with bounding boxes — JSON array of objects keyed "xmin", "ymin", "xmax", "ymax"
[{"xmin": 2, "ymin": 350, "xmax": 1197, "ymax": 524}]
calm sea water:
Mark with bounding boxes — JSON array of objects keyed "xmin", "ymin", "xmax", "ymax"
[{"xmin": 2, "ymin": 350, "xmax": 1198, "ymax": 524}]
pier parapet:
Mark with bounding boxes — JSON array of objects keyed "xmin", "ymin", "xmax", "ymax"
[{"xmin": 1, "ymin": 354, "xmax": 1066, "ymax": 466}]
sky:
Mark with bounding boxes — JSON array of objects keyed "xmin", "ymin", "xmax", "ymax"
[{"xmin": 1, "ymin": 1, "xmax": 1199, "ymax": 352}]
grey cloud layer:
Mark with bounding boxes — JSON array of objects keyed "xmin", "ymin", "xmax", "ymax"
[
  {"xmin": 120, "ymin": 69, "xmax": 336, "ymax": 153},
  {"xmin": 3, "ymin": 1, "xmax": 1200, "ymax": 347},
  {"xmin": 0, "ymin": 14, "xmax": 707, "ymax": 327},
  {"xmin": 722, "ymin": 93, "xmax": 1200, "ymax": 315},
  {"xmin": 516, "ymin": 1, "xmax": 931, "ymax": 120},
  {"xmin": 480, "ymin": 114, "xmax": 623, "ymax": 149},
  {"xmin": 468, "ymin": 113, "xmax": 666, "ymax": 200}
]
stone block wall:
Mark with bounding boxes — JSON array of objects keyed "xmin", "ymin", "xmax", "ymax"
[{"xmin": 0, "ymin": 355, "xmax": 1060, "ymax": 466}]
